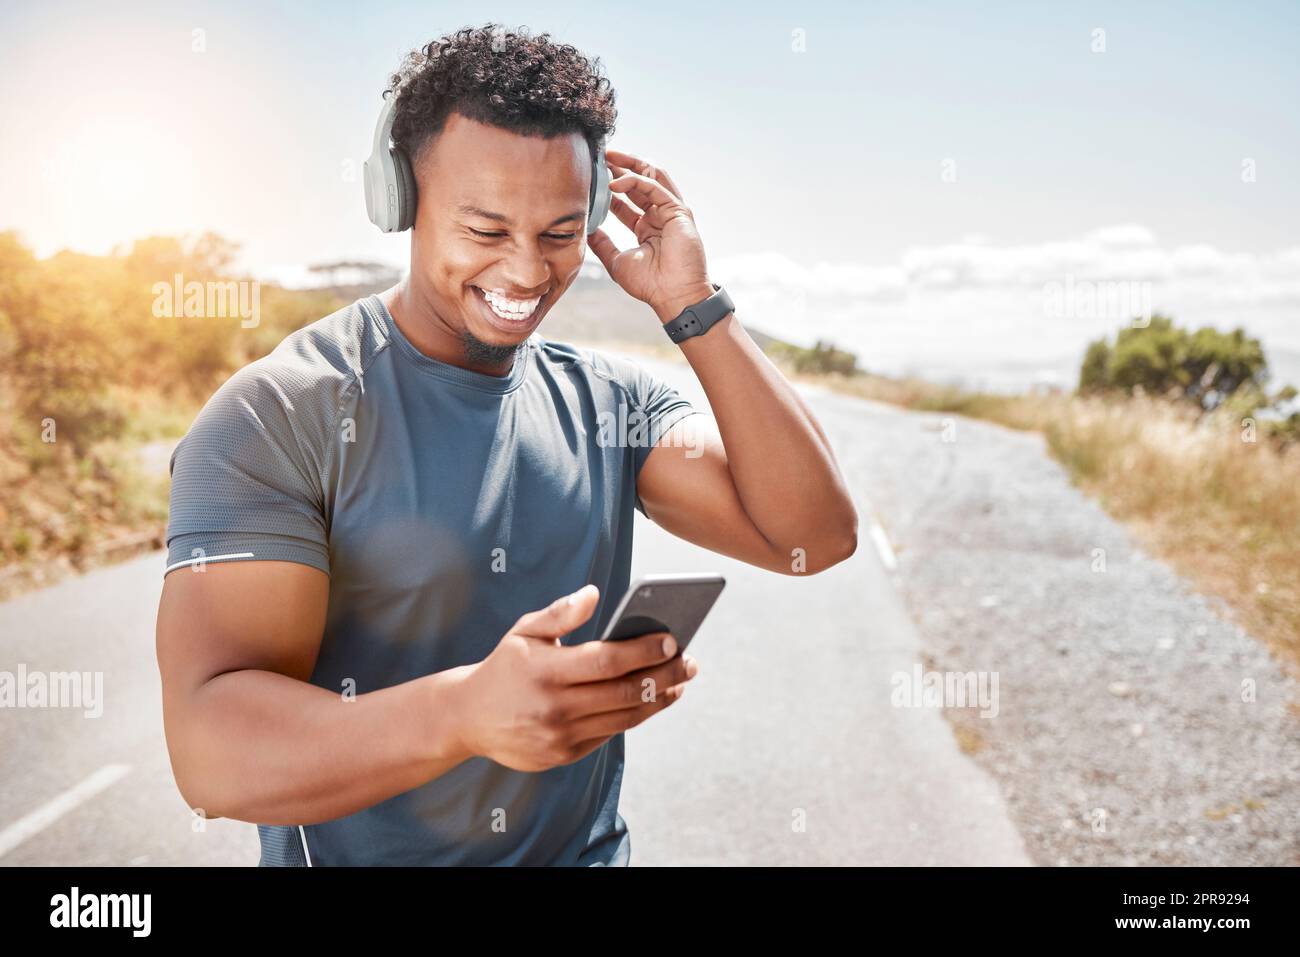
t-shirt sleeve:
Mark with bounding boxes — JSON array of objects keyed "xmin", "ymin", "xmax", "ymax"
[
  {"xmin": 164, "ymin": 362, "xmax": 332, "ymax": 577},
  {"xmin": 621, "ymin": 360, "xmax": 704, "ymax": 518}
]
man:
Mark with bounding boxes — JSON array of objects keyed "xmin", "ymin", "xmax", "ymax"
[{"xmin": 156, "ymin": 23, "xmax": 857, "ymax": 866}]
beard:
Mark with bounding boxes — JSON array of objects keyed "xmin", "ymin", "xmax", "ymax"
[{"xmin": 460, "ymin": 327, "xmax": 523, "ymax": 371}]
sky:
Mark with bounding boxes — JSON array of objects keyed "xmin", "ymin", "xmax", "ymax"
[{"xmin": 2, "ymin": 0, "xmax": 1297, "ymax": 385}]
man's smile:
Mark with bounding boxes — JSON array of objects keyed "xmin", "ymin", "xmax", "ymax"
[{"xmin": 470, "ymin": 284, "xmax": 547, "ymax": 333}]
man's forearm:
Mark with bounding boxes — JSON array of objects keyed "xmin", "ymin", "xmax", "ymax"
[
  {"xmin": 170, "ymin": 665, "xmax": 473, "ymax": 826},
  {"xmin": 656, "ymin": 294, "xmax": 858, "ymax": 555}
]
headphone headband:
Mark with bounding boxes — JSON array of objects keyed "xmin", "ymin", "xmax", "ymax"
[{"xmin": 363, "ymin": 92, "xmax": 611, "ymax": 236}]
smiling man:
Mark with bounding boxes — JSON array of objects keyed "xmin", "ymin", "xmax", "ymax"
[{"xmin": 155, "ymin": 22, "xmax": 857, "ymax": 867}]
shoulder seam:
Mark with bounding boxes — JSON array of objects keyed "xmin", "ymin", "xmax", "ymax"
[
  {"xmin": 320, "ymin": 298, "xmax": 392, "ymax": 490},
  {"xmin": 540, "ymin": 340, "xmax": 643, "ymax": 410}
]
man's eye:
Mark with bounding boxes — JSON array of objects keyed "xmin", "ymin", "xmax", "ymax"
[{"xmin": 468, "ymin": 227, "xmax": 577, "ymax": 241}]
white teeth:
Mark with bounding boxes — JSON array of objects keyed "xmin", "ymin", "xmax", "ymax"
[{"xmin": 477, "ymin": 287, "xmax": 541, "ymax": 321}]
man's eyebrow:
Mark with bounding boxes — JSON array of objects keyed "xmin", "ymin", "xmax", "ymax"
[{"xmin": 456, "ymin": 205, "xmax": 586, "ymax": 228}]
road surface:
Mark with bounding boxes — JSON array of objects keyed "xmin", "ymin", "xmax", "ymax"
[{"xmin": 0, "ymin": 350, "xmax": 1032, "ymax": 866}]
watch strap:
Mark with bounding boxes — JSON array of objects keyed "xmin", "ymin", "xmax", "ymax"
[{"xmin": 662, "ymin": 283, "xmax": 734, "ymax": 344}]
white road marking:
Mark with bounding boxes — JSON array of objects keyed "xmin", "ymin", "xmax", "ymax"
[
  {"xmin": 0, "ymin": 763, "xmax": 132, "ymax": 859},
  {"xmin": 868, "ymin": 520, "xmax": 898, "ymax": 572}
]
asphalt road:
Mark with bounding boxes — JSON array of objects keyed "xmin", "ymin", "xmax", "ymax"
[{"xmin": 0, "ymin": 349, "xmax": 1032, "ymax": 866}]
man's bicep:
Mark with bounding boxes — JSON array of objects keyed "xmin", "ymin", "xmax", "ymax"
[
  {"xmin": 156, "ymin": 560, "xmax": 328, "ymax": 816},
  {"xmin": 157, "ymin": 560, "xmax": 329, "ymax": 694},
  {"xmin": 635, "ymin": 414, "xmax": 787, "ymax": 573}
]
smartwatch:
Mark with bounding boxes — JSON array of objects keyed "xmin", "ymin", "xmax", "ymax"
[{"xmin": 662, "ymin": 283, "xmax": 735, "ymax": 344}]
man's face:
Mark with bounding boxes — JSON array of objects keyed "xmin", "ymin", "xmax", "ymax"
[{"xmin": 409, "ymin": 112, "xmax": 592, "ymax": 363}]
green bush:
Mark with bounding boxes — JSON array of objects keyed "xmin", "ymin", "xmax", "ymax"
[{"xmin": 1079, "ymin": 315, "xmax": 1276, "ymax": 412}]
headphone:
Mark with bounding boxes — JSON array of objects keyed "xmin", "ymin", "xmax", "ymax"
[{"xmin": 363, "ymin": 92, "xmax": 613, "ymax": 235}]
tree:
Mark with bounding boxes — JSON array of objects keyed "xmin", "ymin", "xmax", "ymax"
[{"xmin": 1077, "ymin": 315, "xmax": 1272, "ymax": 412}]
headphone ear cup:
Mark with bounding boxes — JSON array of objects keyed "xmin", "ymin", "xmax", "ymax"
[
  {"xmin": 393, "ymin": 150, "xmax": 417, "ymax": 231},
  {"xmin": 587, "ymin": 138, "xmax": 612, "ymax": 236}
]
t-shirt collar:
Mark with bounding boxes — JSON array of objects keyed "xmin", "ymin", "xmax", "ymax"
[{"xmin": 367, "ymin": 294, "xmax": 534, "ymax": 394}]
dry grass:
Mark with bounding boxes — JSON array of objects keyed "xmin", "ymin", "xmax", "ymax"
[
  {"xmin": 0, "ymin": 386, "xmax": 196, "ymax": 600},
  {"xmin": 1044, "ymin": 393, "xmax": 1299, "ymax": 672}
]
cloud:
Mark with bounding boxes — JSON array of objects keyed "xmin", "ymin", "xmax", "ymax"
[
  {"xmin": 707, "ymin": 226, "xmax": 1300, "ymax": 380},
  {"xmin": 713, "ymin": 226, "xmax": 1300, "ymax": 305}
]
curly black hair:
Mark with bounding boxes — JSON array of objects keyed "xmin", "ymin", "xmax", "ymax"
[{"xmin": 386, "ymin": 23, "xmax": 618, "ymax": 170}]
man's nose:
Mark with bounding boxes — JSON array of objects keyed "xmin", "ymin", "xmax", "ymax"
[{"xmin": 498, "ymin": 254, "xmax": 551, "ymax": 295}]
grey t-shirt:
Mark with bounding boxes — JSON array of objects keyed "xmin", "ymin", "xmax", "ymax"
[{"xmin": 164, "ymin": 293, "xmax": 699, "ymax": 866}]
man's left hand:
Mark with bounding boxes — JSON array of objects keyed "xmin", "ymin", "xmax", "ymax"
[{"xmin": 585, "ymin": 148, "xmax": 715, "ymax": 325}]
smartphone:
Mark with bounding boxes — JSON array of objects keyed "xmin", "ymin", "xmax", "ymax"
[{"xmin": 598, "ymin": 573, "xmax": 726, "ymax": 653}]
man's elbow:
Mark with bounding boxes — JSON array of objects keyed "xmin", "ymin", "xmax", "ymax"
[
  {"xmin": 776, "ymin": 519, "xmax": 858, "ymax": 576},
  {"xmin": 817, "ymin": 498, "xmax": 859, "ymax": 568},
  {"xmin": 835, "ymin": 523, "xmax": 859, "ymax": 565},
  {"xmin": 814, "ymin": 524, "xmax": 859, "ymax": 573}
]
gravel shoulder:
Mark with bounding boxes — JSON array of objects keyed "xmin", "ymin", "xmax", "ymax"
[{"xmin": 811, "ymin": 389, "xmax": 1300, "ymax": 866}]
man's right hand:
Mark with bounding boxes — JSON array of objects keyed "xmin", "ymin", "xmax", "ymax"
[{"xmin": 450, "ymin": 583, "xmax": 699, "ymax": 772}]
